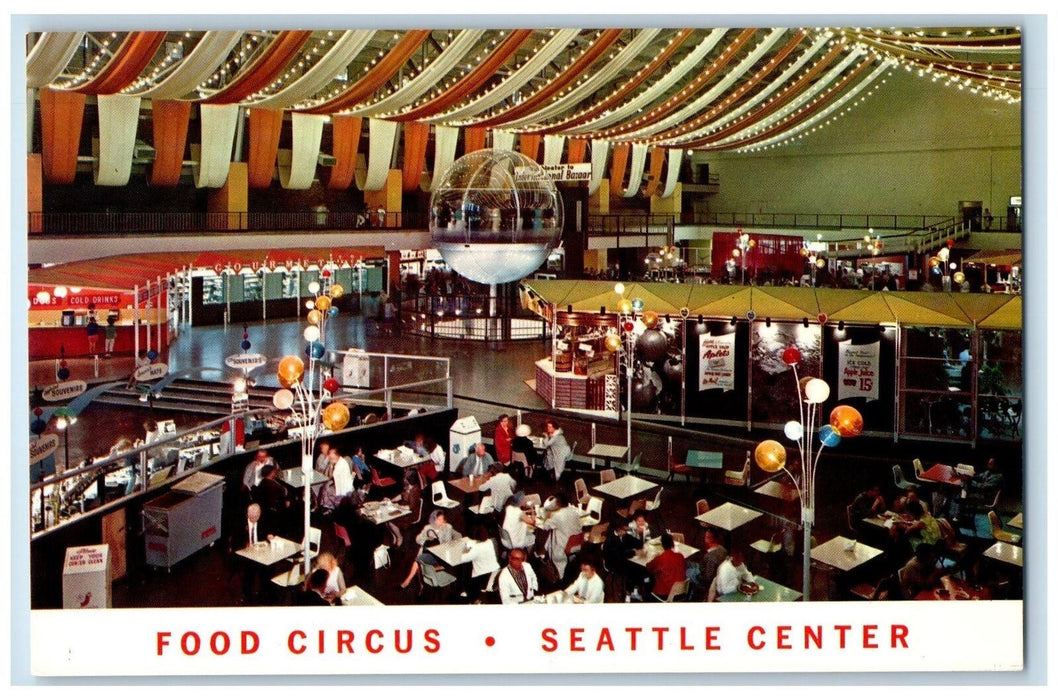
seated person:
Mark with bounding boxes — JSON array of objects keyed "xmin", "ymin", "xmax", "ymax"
[
  {"xmin": 241, "ymin": 449, "xmax": 274, "ymax": 492},
  {"xmin": 891, "ymin": 500, "xmax": 942, "ymax": 550},
  {"xmin": 497, "ymin": 548, "xmax": 538, "ymax": 604},
  {"xmin": 458, "ymin": 525, "xmax": 501, "ymax": 602},
  {"xmin": 646, "ymin": 532, "xmax": 687, "ymax": 600},
  {"xmin": 510, "ymin": 424, "xmax": 539, "ymax": 477},
  {"xmin": 459, "ymin": 442, "xmax": 492, "ymax": 478},
  {"xmin": 313, "ymin": 552, "xmax": 347, "ymax": 603},
  {"xmin": 350, "ymin": 446, "xmax": 371, "ymax": 482},
  {"xmin": 421, "ymin": 437, "xmax": 444, "ymax": 482},
  {"xmin": 253, "ymin": 463, "xmax": 292, "ymax": 534},
  {"xmin": 897, "ymin": 543, "xmax": 944, "ymax": 599},
  {"xmin": 954, "ymin": 458, "xmax": 1003, "ymax": 519},
  {"xmin": 564, "ymin": 560, "xmax": 605, "ymax": 603},
  {"xmin": 714, "ymin": 549, "xmax": 757, "ymax": 597},
  {"xmin": 400, "ymin": 510, "xmax": 462, "ymax": 588},
  {"xmin": 892, "ymin": 486, "xmax": 930, "ymax": 517},
  {"xmin": 851, "ymin": 485, "xmax": 886, "ymax": 521},
  {"xmin": 296, "ymin": 568, "xmax": 332, "ymax": 606},
  {"xmin": 624, "ymin": 511, "xmax": 652, "ymax": 546},
  {"xmin": 478, "ymin": 463, "xmax": 517, "ymax": 513}
]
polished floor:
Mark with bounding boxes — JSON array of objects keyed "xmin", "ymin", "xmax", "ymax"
[{"xmin": 35, "ymin": 312, "xmax": 1024, "ymax": 606}]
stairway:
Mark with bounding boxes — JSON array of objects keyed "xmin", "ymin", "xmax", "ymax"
[{"xmin": 94, "ymin": 378, "xmax": 277, "ymax": 417}]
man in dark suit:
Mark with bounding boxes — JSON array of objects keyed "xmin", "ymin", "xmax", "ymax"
[
  {"xmin": 296, "ymin": 568, "xmax": 332, "ymax": 606},
  {"xmin": 253, "ymin": 463, "xmax": 293, "ymax": 537},
  {"xmin": 231, "ymin": 503, "xmax": 275, "ymax": 604}
]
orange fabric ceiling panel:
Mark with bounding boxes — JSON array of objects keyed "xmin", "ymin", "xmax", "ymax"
[
  {"xmin": 79, "ymin": 31, "xmax": 166, "ymax": 95},
  {"xmin": 247, "ymin": 108, "xmax": 284, "ymax": 188},
  {"xmin": 203, "ymin": 30, "xmax": 313, "ymax": 104},
  {"xmin": 303, "ymin": 31, "xmax": 431, "ymax": 115},
  {"xmin": 39, "ymin": 87, "xmax": 86, "ymax": 184},
  {"xmin": 149, "ymin": 99, "xmax": 192, "ymax": 186},
  {"xmin": 642, "ymin": 147, "xmax": 666, "ymax": 197},
  {"xmin": 401, "ymin": 121, "xmax": 430, "ymax": 192},
  {"xmin": 519, "ymin": 133, "xmax": 541, "ymax": 162},
  {"xmin": 327, "ymin": 114, "xmax": 362, "ymax": 190},
  {"xmin": 473, "ymin": 29, "xmax": 624, "ymax": 129},
  {"xmin": 393, "ymin": 30, "xmax": 533, "ymax": 122},
  {"xmin": 609, "ymin": 143, "xmax": 630, "ymax": 193},
  {"xmin": 567, "ymin": 138, "xmax": 587, "ymax": 163},
  {"xmin": 463, "ymin": 126, "xmax": 487, "ymax": 154}
]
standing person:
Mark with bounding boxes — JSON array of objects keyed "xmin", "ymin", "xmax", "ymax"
[
  {"xmin": 541, "ymin": 420, "xmax": 571, "ymax": 481},
  {"xmin": 103, "ymin": 317, "xmax": 118, "ymax": 357},
  {"xmin": 531, "ymin": 493, "xmax": 581, "ymax": 579},
  {"xmin": 497, "ymin": 548, "xmax": 538, "ymax": 604},
  {"xmin": 493, "ymin": 414, "xmax": 513, "ymax": 465},
  {"xmin": 85, "ymin": 315, "xmax": 100, "ymax": 354}
]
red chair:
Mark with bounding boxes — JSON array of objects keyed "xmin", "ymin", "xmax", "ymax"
[
  {"xmin": 667, "ymin": 455, "xmax": 693, "ymax": 482},
  {"xmin": 334, "ymin": 522, "xmax": 352, "ymax": 548},
  {"xmin": 371, "ymin": 467, "xmax": 396, "ymax": 489},
  {"xmin": 565, "ymin": 532, "xmax": 585, "ymax": 557}
]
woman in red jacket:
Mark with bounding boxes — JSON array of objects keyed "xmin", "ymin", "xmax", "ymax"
[{"xmin": 494, "ymin": 414, "xmax": 513, "ymax": 465}]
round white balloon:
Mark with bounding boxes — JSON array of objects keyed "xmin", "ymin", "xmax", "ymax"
[
  {"xmin": 272, "ymin": 389, "xmax": 294, "ymax": 410},
  {"xmin": 805, "ymin": 378, "xmax": 831, "ymax": 404},
  {"xmin": 784, "ymin": 420, "xmax": 804, "ymax": 441},
  {"xmin": 303, "ymin": 325, "xmax": 321, "ymax": 342}
]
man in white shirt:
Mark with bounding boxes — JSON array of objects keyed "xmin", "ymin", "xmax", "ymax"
[
  {"xmin": 497, "ymin": 549, "xmax": 538, "ymax": 604},
  {"xmin": 330, "ymin": 447, "xmax": 355, "ymax": 498},
  {"xmin": 533, "ymin": 493, "xmax": 582, "ymax": 578},
  {"xmin": 242, "ymin": 450, "xmax": 274, "ymax": 492},
  {"xmin": 714, "ymin": 549, "xmax": 757, "ymax": 596},
  {"xmin": 565, "ymin": 561, "xmax": 605, "ymax": 603},
  {"xmin": 478, "ymin": 464, "xmax": 517, "ymax": 513}
]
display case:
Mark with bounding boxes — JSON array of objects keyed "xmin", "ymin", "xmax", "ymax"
[{"xmin": 142, "ymin": 472, "xmax": 224, "ymax": 571}]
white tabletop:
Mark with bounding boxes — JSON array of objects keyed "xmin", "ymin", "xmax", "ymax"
[
  {"xmin": 428, "ymin": 538, "xmax": 470, "ymax": 567},
  {"xmin": 279, "ymin": 468, "xmax": 329, "ymax": 489},
  {"xmin": 375, "ymin": 449, "xmax": 431, "ymax": 469},
  {"xmin": 628, "ymin": 537, "xmax": 700, "ymax": 567},
  {"xmin": 810, "ymin": 536, "xmax": 883, "ymax": 572},
  {"xmin": 360, "ymin": 501, "xmax": 411, "ymax": 525},
  {"xmin": 341, "ymin": 586, "xmax": 385, "ymax": 606},
  {"xmin": 695, "ymin": 502, "xmax": 764, "ymax": 531},
  {"xmin": 528, "ymin": 436, "xmax": 546, "ymax": 450},
  {"xmin": 236, "ymin": 537, "xmax": 300, "ymax": 566},
  {"xmin": 983, "ymin": 541, "xmax": 1023, "ymax": 567},
  {"xmin": 535, "ymin": 590, "xmax": 573, "ymax": 604},
  {"xmin": 753, "ymin": 480, "xmax": 800, "ymax": 502},
  {"xmin": 587, "ymin": 443, "xmax": 628, "ymax": 460},
  {"xmin": 593, "ymin": 474, "xmax": 658, "ymax": 500},
  {"xmin": 1007, "ymin": 512, "xmax": 1023, "ymax": 529}
]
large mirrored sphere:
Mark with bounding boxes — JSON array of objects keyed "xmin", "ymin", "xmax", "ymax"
[{"xmin": 429, "ymin": 149, "xmax": 563, "ymax": 285}]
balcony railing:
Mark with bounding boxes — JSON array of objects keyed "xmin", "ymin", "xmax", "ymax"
[
  {"xmin": 687, "ymin": 212, "xmax": 952, "ymax": 230},
  {"xmin": 28, "ymin": 210, "xmax": 429, "ymax": 236}
]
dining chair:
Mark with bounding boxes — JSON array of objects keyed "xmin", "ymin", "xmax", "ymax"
[
  {"xmin": 371, "ymin": 467, "xmax": 396, "ymax": 489},
  {"xmin": 468, "ymin": 494, "xmax": 494, "ymax": 516},
  {"xmin": 644, "ymin": 489, "xmax": 663, "ymax": 512},
  {"xmin": 913, "ymin": 458, "xmax": 925, "ymax": 481},
  {"xmin": 988, "ymin": 511, "xmax": 1021, "ymax": 544},
  {"xmin": 585, "ymin": 522, "xmax": 609, "ymax": 545},
  {"xmin": 669, "ymin": 531, "xmax": 685, "ymax": 544},
  {"xmin": 523, "ymin": 493, "xmax": 542, "ymax": 509},
  {"xmin": 599, "ymin": 469, "xmax": 617, "ymax": 485},
  {"xmin": 579, "ymin": 497, "xmax": 604, "ymax": 527},
  {"xmin": 723, "ymin": 454, "xmax": 750, "ymax": 487},
  {"xmin": 574, "ymin": 478, "xmax": 590, "ymax": 506},
  {"xmin": 620, "ymin": 453, "xmax": 642, "ymax": 474},
  {"xmin": 892, "ymin": 464, "xmax": 916, "ymax": 491},
  {"xmin": 498, "ymin": 528, "xmax": 515, "ymax": 552},
  {"xmin": 667, "ymin": 454, "xmax": 693, "ymax": 483},
  {"xmin": 565, "ymin": 532, "xmax": 585, "ymax": 557},
  {"xmin": 654, "ymin": 579, "xmax": 690, "ymax": 603},
  {"xmin": 430, "ymin": 481, "xmax": 459, "ymax": 509},
  {"xmin": 333, "ymin": 522, "xmax": 352, "ymax": 549}
]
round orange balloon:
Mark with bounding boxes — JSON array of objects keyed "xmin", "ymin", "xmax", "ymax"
[
  {"xmin": 315, "ymin": 295, "xmax": 332, "ymax": 311},
  {"xmin": 617, "ymin": 299, "xmax": 633, "ymax": 315},
  {"xmin": 604, "ymin": 334, "xmax": 622, "ymax": 353},
  {"xmin": 277, "ymin": 355, "xmax": 305, "ymax": 389},
  {"xmin": 328, "ymin": 284, "xmax": 344, "ymax": 299},
  {"xmin": 642, "ymin": 310, "xmax": 659, "ymax": 329},
  {"xmin": 829, "ymin": 405, "xmax": 864, "ymax": 437},
  {"xmin": 307, "ymin": 309, "xmax": 322, "ymax": 326},
  {"xmin": 798, "ymin": 376, "xmax": 813, "ymax": 401},
  {"xmin": 321, "ymin": 401, "xmax": 350, "ymax": 431},
  {"xmin": 754, "ymin": 440, "xmax": 787, "ymax": 473}
]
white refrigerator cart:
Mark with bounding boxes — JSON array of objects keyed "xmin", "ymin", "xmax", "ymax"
[{"xmin": 142, "ymin": 472, "xmax": 224, "ymax": 571}]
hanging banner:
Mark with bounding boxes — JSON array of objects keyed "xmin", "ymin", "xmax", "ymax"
[
  {"xmin": 838, "ymin": 339, "xmax": 880, "ymax": 401},
  {"xmin": 699, "ymin": 332, "xmax": 736, "ymax": 391}
]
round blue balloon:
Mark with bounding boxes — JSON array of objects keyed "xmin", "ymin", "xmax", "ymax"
[
  {"xmin": 746, "ymin": 310, "xmax": 756, "ymax": 321},
  {"xmin": 306, "ymin": 341, "xmax": 326, "ymax": 359},
  {"xmin": 631, "ymin": 298, "xmax": 645, "ymax": 312},
  {"xmin": 818, "ymin": 424, "xmax": 841, "ymax": 448},
  {"xmin": 240, "ymin": 340, "xmax": 251, "ymax": 350},
  {"xmin": 57, "ymin": 367, "xmax": 71, "ymax": 381},
  {"xmin": 30, "ymin": 418, "xmax": 46, "ymax": 435},
  {"xmin": 147, "ymin": 349, "xmax": 158, "ymax": 361},
  {"xmin": 328, "ymin": 307, "xmax": 339, "ymax": 318}
]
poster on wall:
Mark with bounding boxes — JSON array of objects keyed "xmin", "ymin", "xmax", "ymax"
[
  {"xmin": 838, "ymin": 340, "xmax": 881, "ymax": 401},
  {"xmin": 699, "ymin": 332, "xmax": 736, "ymax": 391}
]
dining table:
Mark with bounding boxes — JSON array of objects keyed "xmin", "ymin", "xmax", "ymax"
[
  {"xmin": 695, "ymin": 502, "xmax": 764, "ymax": 532},
  {"xmin": 1007, "ymin": 512, "xmax": 1023, "ymax": 529},
  {"xmin": 982, "ymin": 541, "xmax": 1023, "ymax": 568},
  {"xmin": 914, "ymin": 577, "xmax": 990, "ymax": 601},
  {"xmin": 359, "ymin": 499, "xmax": 411, "ymax": 525},
  {"xmin": 340, "ymin": 585, "xmax": 385, "ymax": 606},
  {"xmin": 427, "ymin": 538, "xmax": 471, "ymax": 568},
  {"xmin": 810, "ymin": 536, "xmax": 884, "ymax": 572},
  {"xmin": 717, "ymin": 575, "xmax": 802, "ymax": 603},
  {"xmin": 374, "ymin": 448, "xmax": 433, "ymax": 471},
  {"xmin": 627, "ymin": 536, "xmax": 700, "ymax": 567},
  {"xmin": 279, "ymin": 467, "xmax": 329, "ymax": 490},
  {"xmin": 919, "ymin": 463, "xmax": 965, "ymax": 487},
  {"xmin": 593, "ymin": 474, "xmax": 658, "ymax": 501},
  {"xmin": 753, "ymin": 480, "xmax": 800, "ymax": 502},
  {"xmin": 587, "ymin": 443, "xmax": 628, "ymax": 471},
  {"xmin": 236, "ymin": 536, "xmax": 301, "ymax": 567}
]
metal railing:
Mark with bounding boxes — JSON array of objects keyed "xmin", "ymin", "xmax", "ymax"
[
  {"xmin": 687, "ymin": 212, "xmax": 952, "ymax": 231},
  {"xmin": 30, "ymin": 349, "xmax": 451, "ymax": 538},
  {"xmin": 401, "ymin": 293, "xmax": 548, "ymax": 341},
  {"xmin": 28, "ymin": 210, "xmax": 428, "ymax": 236}
]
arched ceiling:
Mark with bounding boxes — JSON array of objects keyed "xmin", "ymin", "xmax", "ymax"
[{"xmin": 27, "ymin": 25, "xmax": 1021, "ymax": 152}]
